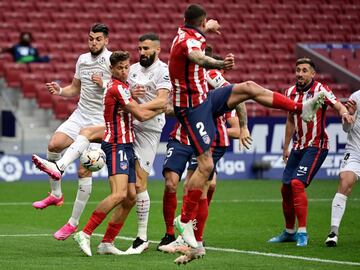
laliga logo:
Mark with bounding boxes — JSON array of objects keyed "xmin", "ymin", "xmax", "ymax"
[{"xmin": 0, "ymin": 155, "xmax": 23, "ymax": 182}]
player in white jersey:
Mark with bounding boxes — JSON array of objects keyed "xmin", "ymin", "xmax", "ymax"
[
  {"xmin": 31, "ymin": 23, "xmax": 112, "ymax": 240},
  {"xmin": 124, "ymin": 32, "xmax": 171, "ymax": 254},
  {"xmin": 326, "ymin": 91, "xmax": 358, "ymax": 247}
]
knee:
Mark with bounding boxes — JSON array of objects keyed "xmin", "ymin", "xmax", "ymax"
[
  {"xmin": 110, "ymin": 192, "xmax": 127, "ymax": 205},
  {"xmin": 48, "ymin": 139, "xmax": 63, "ymax": 153},
  {"xmin": 164, "ymin": 177, "xmax": 178, "ymax": 193},
  {"xmin": 209, "ymin": 182, "xmax": 216, "ymax": 191},
  {"xmin": 198, "ymin": 161, "xmax": 214, "ymax": 177},
  {"xmin": 291, "ymin": 179, "xmax": 305, "ymax": 192},
  {"xmin": 78, "ymin": 166, "xmax": 92, "ymax": 178}
]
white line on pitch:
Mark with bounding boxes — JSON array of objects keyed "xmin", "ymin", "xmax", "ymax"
[
  {"xmin": 0, "ymin": 233, "xmax": 359, "ymax": 266},
  {"xmin": 1, "ymin": 198, "xmax": 357, "ymax": 206}
]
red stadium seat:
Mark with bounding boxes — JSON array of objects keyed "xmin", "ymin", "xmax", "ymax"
[
  {"xmin": 265, "ymin": 14, "xmax": 288, "ymax": 26},
  {"xmin": 52, "ymin": 98, "xmax": 70, "ymax": 120},
  {"xmin": 22, "ymin": 81, "xmax": 45, "ymax": 99},
  {"xmin": 247, "ymin": 63, "xmax": 269, "ymax": 74},
  {"xmin": 248, "ymin": 33, "xmax": 272, "ymax": 44},
  {"xmin": 251, "ymin": 54, "xmax": 274, "ymax": 65},
  {"xmin": 29, "ymin": 63, "xmax": 54, "ymax": 73},
  {"xmin": 224, "ymin": 3, "xmax": 249, "ymax": 14},
  {"xmin": 313, "ymin": 14, "xmax": 337, "ymax": 25},
  {"xmin": 53, "ymin": 63, "xmax": 75, "ymax": 73},
  {"xmin": 295, "ymin": 4, "xmax": 319, "ymax": 14},
  {"xmin": 36, "ymin": 88, "xmax": 53, "ymax": 109},
  {"xmin": 2, "ymin": 12, "xmax": 25, "ymax": 23},
  {"xmin": 329, "ymin": 25, "xmax": 352, "ymax": 36},
  {"xmin": 35, "ymin": 2, "xmax": 62, "ymax": 13},
  {"xmin": 321, "ymin": 33, "xmax": 346, "ymax": 42},
  {"xmin": 26, "ymin": 12, "xmax": 50, "ymax": 23},
  {"xmin": 337, "ymin": 14, "xmax": 359, "ymax": 25},
  {"xmin": 3, "ymin": 63, "xmax": 29, "ymax": 88},
  {"xmin": 316, "ymin": 73, "xmax": 334, "ymax": 84},
  {"xmin": 321, "ymin": 4, "xmax": 342, "ymax": 15},
  {"xmin": 346, "ymin": 34, "xmax": 360, "ymax": 43},
  {"xmin": 271, "ymin": 4, "xmax": 296, "ymax": 15},
  {"xmin": 240, "ymin": 14, "xmax": 266, "ymax": 25},
  {"xmin": 248, "ymin": 4, "xmax": 272, "ymax": 14},
  {"xmin": 330, "ymin": 49, "xmax": 354, "ymax": 65}
]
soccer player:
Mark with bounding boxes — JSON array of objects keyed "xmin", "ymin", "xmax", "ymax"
[
  {"xmin": 32, "ymin": 23, "xmax": 112, "ymax": 239},
  {"xmin": 325, "ymin": 93, "xmax": 358, "ymax": 247},
  {"xmin": 32, "ymin": 33, "xmax": 170, "ymax": 243},
  {"xmin": 124, "ymin": 33, "xmax": 171, "ymax": 255},
  {"xmin": 158, "ymin": 48, "xmax": 248, "ymax": 258},
  {"xmin": 73, "ymin": 51, "xmax": 163, "ymax": 257},
  {"xmin": 169, "ymin": 4, "xmax": 326, "ymax": 261},
  {"xmin": 268, "ymin": 58, "xmax": 352, "ymax": 247}
]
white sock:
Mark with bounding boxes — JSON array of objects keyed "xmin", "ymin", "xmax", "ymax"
[
  {"xmin": 47, "ymin": 150, "xmax": 62, "ymax": 198},
  {"xmin": 57, "ymin": 135, "xmax": 90, "ymax": 171},
  {"xmin": 285, "ymin": 228, "xmax": 296, "ymax": 234},
  {"xmin": 331, "ymin": 192, "xmax": 347, "ymax": 235},
  {"xmin": 297, "ymin": 227, "xmax": 307, "ymax": 233},
  {"xmin": 68, "ymin": 177, "xmax": 92, "ymax": 227},
  {"xmin": 136, "ymin": 190, "xmax": 150, "ymax": 241}
]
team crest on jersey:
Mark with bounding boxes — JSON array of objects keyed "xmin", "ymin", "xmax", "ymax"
[
  {"xmin": 202, "ymin": 135, "xmax": 210, "ymax": 145},
  {"xmin": 131, "ymin": 73, "xmax": 137, "ymax": 79},
  {"xmin": 120, "ymin": 161, "xmax": 128, "ymax": 170},
  {"xmin": 163, "ymin": 75, "xmax": 170, "ymax": 81},
  {"xmin": 148, "ymin": 72, "xmax": 154, "ymax": 80},
  {"xmin": 306, "ymin": 92, "xmax": 314, "ymax": 99},
  {"xmin": 98, "ymin": 57, "xmax": 106, "ymax": 65}
]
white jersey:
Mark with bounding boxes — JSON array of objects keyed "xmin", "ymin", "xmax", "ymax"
[
  {"xmin": 128, "ymin": 59, "xmax": 172, "ymax": 132},
  {"xmin": 344, "ymin": 90, "xmax": 360, "ymax": 153},
  {"xmin": 74, "ymin": 48, "xmax": 112, "ymax": 118}
]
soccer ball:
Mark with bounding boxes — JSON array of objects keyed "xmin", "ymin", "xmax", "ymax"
[{"xmin": 80, "ymin": 148, "xmax": 106, "ymax": 172}]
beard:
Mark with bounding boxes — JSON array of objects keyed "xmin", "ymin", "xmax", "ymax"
[
  {"xmin": 140, "ymin": 52, "xmax": 156, "ymax": 67},
  {"xmin": 90, "ymin": 46, "xmax": 104, "ymax": 56}
]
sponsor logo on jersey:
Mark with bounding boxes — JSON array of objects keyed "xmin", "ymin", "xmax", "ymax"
[{"xmin": 120, "ymin": 161, "xmax": 128, "ymax": 170}]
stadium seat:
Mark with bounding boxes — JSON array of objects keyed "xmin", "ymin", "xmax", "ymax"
[
  {"xmin": 52, "ymin": 97, "xmax": 70, "ymax": 120},
  {"xmin": 271, "ymin": 4, "xmax": 296, "ymax": 15},
  {"xmin": 347, "ymin": 58, "xmax": 360, "ymax": 76},
  {"xmin": 29, "ymin": 63, "xmax": 54, "ymax": 73},
  {"xmin": 22, "ymin": 81, "xmax": 45, "ymax": 99},
  {"xmin": 3, "ymin": 63, "xmax": 29, "ymax": 88}
]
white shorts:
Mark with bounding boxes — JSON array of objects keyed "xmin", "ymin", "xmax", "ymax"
[
  {"xmin": 133, "ymin": 127, "xmax": 161, "ymax": 174},
  {"xmin": 56, "ymin": 108, "xmax": 104, "ymax": 141},
  {"xmin": 339, "ymin": 151, "xmax": 360, "ymax": 180}
]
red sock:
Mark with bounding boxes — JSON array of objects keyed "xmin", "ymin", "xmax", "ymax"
[
  {"xmin": 272, "ymin": 92, "xmax": 302, "ymax": 113},
  {"xmin": 194, "ymin": 198, "xmax": 209, "ymax": 242},
  {"xmin": 83, "ymin": 211, "xmax": 107, "ymax": 236},
  {"xmin": 102, "ymin": 222, "xmax": 123, "ymax": 243},
  {"xmin": 207, "ymin": 188, "xmax": 216, "ymax": 206},
  {"xmin": 181, "ymin": 189, "xmax": 202, "ymax": 223},
  {"xmin": 291, "ymin": 179, "xmax": 308, "ymax": 228},
  {"xmin": 281, "ymin": 184, "xmax": 295, "ymax": 229},
  {"xmin": 163, "ymin": 191, "xmax": 177, "ymax": 235}
]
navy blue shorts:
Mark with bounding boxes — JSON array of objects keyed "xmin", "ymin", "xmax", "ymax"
[
  {"xmin": 101, "ymin": 141, "xmax": 136, "ymax": 183},
  {"xmin": 188, "ymin": 146, "xmax": 227, "ymax": 180},
  {"xmin": 162, "ymin": 139, "xmax": 193, "ymax": 178},
  {"xmin": 282, "ymin": 147, "xmax": 328, "ymax": 187},
  {"xmin": 174, "ymin": 85, "xmax": 233, "ymax": 156}
]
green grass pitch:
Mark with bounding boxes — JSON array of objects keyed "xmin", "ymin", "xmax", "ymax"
[{"xmin": 0, "ymin": 179, "xmax": 360, "ymax": 270}]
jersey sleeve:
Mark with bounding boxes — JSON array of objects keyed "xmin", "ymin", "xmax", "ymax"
[
  {"xmin": 74, "ymin": 55, "xmax": 81, "ymax": 80},
  {"xmin": 225, "ymin": 109, "xmax": 237, "ymax": 119},
  {"xmin": 349, "ymin": 90, "xmax": 360, "ymax": 104},
  {"xmin": 185, "ymin": 38, "xmax": 203, "ymax": 55},
  {"xmin": 155, "ymin": 64, "xmax": 172, "ymax": 91},
  {"xmin": 206, "ymin": 70, "xmax": 230, "ymax": 88},
  {"xmin": 113, "ymin": 84, "xmax": 133, "ymax": 106}
]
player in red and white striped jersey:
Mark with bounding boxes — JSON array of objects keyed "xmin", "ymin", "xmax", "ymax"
[
  {"xmin": 73, "ymin": 51, "xmax": 163, "ymax": 257},
  {"xmin": 268, "ymin": 58, "xmax": 352, "ymax": 247}
]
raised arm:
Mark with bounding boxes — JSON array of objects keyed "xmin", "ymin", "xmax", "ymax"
[{"xmin": 188, "ymin": 50, "xmax": 234, "ymax": 70}]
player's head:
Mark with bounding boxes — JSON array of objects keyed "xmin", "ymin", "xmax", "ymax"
[
  {"xmin": 20, "ymin": 32, "xmax": 32, "ymax": 46},
  {"xmin": 184, "ymin": 4, "xmax": 207, "ymax": 30},
  {"xmin": 295, "ymin": 58, "xmax": 316, "ymax": 88},
  {"xmin": 138, "ymin": 32, "xmax": 160, "ymax": 68},
  {"xmin": 88, "ymin": 23, "xmax": 109, "ymax": 56},
  {"xmin": 110, "ymin": 51, "xmax": 130, "ymax": 83}
]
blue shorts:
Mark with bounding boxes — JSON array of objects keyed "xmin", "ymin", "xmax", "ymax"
[
  {"xmin": 282, "ymin": 147, "xmax": 328, "ymax": 187},
  {"xmin": 188, "ymin": 146, "xmax": 227, "ymax": 180},
  {"xmin": 174, "ymin": 85, "xmax": 233, "ymax": 156},
  {"xmin": 162, "ymin": 139, "xmax": 193, "ymax": 178},
  {"xmin": 101, "ymin": 141, "xmax": 136, "ymax": 183}
]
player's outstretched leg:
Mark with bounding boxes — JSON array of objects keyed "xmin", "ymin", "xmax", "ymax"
[
  {"xmin": 32, "ymin": 154, "xmax": 63, "ymax": 181},
  {"xmin": 301, "ymin": 91, "xmax": 326, "ymax": 122}
]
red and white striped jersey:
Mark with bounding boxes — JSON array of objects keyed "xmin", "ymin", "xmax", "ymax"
[
  {"xmin": 169, "ymin": 26, "xmax": 208, "ymax": 108},
  {"xmin": 285, "ymin": 80, "xmax": 338, "ymax": 150},
  {"xmin": 102, "ymin": 78, "xmax": 135, "ymax": 144}
]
